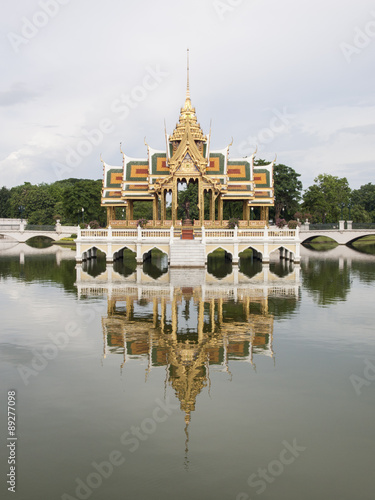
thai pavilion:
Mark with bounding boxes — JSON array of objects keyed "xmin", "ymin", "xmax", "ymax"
[{"xmin": 101, "ymin": 57, "xmax": 275, "ymax": 228}]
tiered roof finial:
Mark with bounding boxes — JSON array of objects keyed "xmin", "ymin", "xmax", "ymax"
[
  {"xmin": 169, "ymin": 49, "xmax": 206, "ymax": 144},
  {"xmin": 186, "ymin": 48, "xmax": 190, "ymax": 102}
]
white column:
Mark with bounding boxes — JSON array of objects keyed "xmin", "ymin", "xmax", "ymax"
[
  {"xmin": 233, "ymin": 224, "xmax": 239, "ymax": 265},
  {"xmin": 262, "ymin": 226, "xmax": 269, "ymax": 263},
  {"xmin": 170, "ymin": 225, "xmax": 174, "ymax": 245},
  {"xmin": 233, "ymin": 266, "xmax": 239, "ymax": 285},
  {"xmin": 294, "ymin": 242, "xmax": 301, "ymax": 263},
  {"xmin": 136, "ymin": 224, "xmax": 143, "ymax": 264},
  {"xmin": 75, "ymin": 226, "xmax": 82, "ymax": 262},
  {"xmin": 136, "ymin": 244, "xmax": 143, "ymax": 264},
  {"xmin": 106, "ymin": 225, "xmax": 113, "ymax": 262},
  {"xmin": 294, "ymin": 264, "xmax": 301, "ymax": 283},
  {"xmin": 107, "ymin": 264, "xmax": 113, "ymax": 282},
  {"xmin": 263, "ymin": 263, "xmax": 270, "ymax": 282}
]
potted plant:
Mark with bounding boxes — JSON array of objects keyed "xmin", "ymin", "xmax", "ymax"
[
  {"xmin": 275, "ymin": 218, "xmax": 287, "ymax": 228},
  {"xmin": 227, "ymin": 218, "xmax": 239, "ymax": 229},
  {"xmin": 137, "ymin": 218, "xmax": 148, "ymax": 229},
  {"xmin": 88, "ymin": 220, "xmax": 101, "ymax": 229},
  {"xmin": 287, "ymin": 220, "xmax": 299, "ymax": 229}
]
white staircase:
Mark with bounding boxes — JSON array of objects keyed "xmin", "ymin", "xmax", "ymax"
[{"xmin": 169, "ymin": 239, "xmax": 206, "ymax": 267}]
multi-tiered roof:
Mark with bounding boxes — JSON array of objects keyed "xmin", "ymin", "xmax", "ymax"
[{"xmin": 101, "ymin": 54, "xmax": 274, "ymax": 224}]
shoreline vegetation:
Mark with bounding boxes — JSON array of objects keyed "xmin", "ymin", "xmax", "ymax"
[
  {"xmin": 1, "ymin": 176, "xmax": 374, "ymax": 228},
  {"xmin": 52, "ymin": 238, "xmax": 76, "ymax": 247}
]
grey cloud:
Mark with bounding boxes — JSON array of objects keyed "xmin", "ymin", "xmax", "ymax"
[{"xmin": 0, "ymin": 83, "xmax": 39, "ymax": 107}]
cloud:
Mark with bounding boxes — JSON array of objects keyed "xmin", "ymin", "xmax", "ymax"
[
  {"xmin": 0, "ymin": 0, "xmax": 374, "ymax": 191},
  {"xmin": 0, "ymin": 82, "xmax": 39, "ymax": 107}
]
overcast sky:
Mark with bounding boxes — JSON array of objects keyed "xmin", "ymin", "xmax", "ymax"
[{"xmin": 1, "ymin": 0, "xmax": 374, "ymax": 191}]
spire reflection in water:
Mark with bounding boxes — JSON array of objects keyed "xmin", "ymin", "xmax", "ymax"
[{"xmin": 76, "ymin": 260, "xmax": 300, "ymax": 463}]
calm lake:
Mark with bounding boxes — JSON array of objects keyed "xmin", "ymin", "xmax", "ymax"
[{"xmin": 0, "ymin": 240, "xmax": 374, "ymax": 500}]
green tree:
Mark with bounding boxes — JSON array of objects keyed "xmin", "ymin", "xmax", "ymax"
[
  {"xmin": 273, "ymin": 163, "xmax": 302, "ymax": 220},
  {"xmin": 254, "ymin": 159, "xmax": 302, "ymax": 221},
  {"xmin": 223, "ymin": 201, "xmax": 243, "ymax": 220},
  {"xmin": 133, "ymin": 202, "xmax": 153, "ymax": 220},
  {"xmin": 62, "ymin": 179, "xmax": 106, "ymax": 225},
  {"xmin": 177, "ymin": 182, "xmax": 199, "ymax": 220},
  {"xmin": 351, "ymin": 183, "xmax": 375, "ymax": 222},
  {"xmin": 0, "ymin": 187, "xmax": 11, "ymax": 217},
  {"xmin": 302, "ymin": 174, "xmax": 351, "ymax": 223},
  {"xmin": 8, "ymin": 183, "xmax": 56, "ymax": 224}
]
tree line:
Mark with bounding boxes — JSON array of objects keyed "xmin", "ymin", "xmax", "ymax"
[
  {"xmin": 0, "ymin": 179, "xmax": 106, "ymax": 226},
  {"xmin": 0, "ymin": 162, "xmax": 374, "ymax": 226}
]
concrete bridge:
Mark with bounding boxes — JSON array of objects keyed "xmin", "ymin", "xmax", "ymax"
[
  {"xmin": 0, "ymin": 219, "xmax": 77, "ymax": 243},
  {"xmin": 299, "ymin": 228, "xmax": 375, "ymax": 245},
  {"xmin": 0, "ymin": 241, "xmax": 76, "ymax": 264},
  {"xmin": 75, "ymin": 225, "xmax": 302, "ymax": 265}
]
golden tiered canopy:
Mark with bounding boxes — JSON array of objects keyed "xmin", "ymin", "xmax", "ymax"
[{"xmin": 101, "ymin": 52, "xmax": 275, "ymax": 227}]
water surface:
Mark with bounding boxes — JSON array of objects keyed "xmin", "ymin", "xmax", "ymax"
[{"xmin": 0, "ymin": 242, "xmax": 374, "ymax": 500}]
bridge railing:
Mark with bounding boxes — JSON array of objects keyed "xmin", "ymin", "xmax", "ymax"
[
  {"xmin": 25, "ymin": 224, "xmax": 55, "ymax": 231},
  {"xmin": 204, "ymin": 229, "xmax": 234, "ymax": 238},
  {"xmin": 301, "ymin": 222, "xmax": 375, "ymax": 231},
  {"xmin": 352, "ymin": 223, "xmax": 375, "ymax": 229},
  {"xmin": 204, "ymin": 227, "xmax": 298, "ymax": 240},
  {"xmin": 267, "ymin": 229, "xmax": 297, "ymax": 238},
  {"xmin": 307, "ymin": 223, "xmax": 339, "ymax": 230},
  {"xmin": 80, "ymin": 229, "xmax": 109, "ymax": 238},
  {"xmin": 0, "ymin": 224, "xmax": 20, "ymax": 230},
  {"xmin": 78, "ymin": 227, "xmax": 171, "ymax": 239},
  {"xmin": 77, "ymin": 226, "xmax": 299, "ymax": 241},
  {"xmin": 141, "ymin": 229, "xmax": 170, "ymax": 238}
]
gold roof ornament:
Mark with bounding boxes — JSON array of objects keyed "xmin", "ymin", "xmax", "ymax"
[{"xmin": 169, "ymin": 49, "xmax": 207, "ymax": 145}]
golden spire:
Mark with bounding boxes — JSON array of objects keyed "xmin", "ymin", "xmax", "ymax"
[
  {"xmin": 186, "ymin": 48, "xmax": 190, "ymax": 103},
  {"xmin": 169, "ymin": 49, "xmax": 206, "ymax": 144}
]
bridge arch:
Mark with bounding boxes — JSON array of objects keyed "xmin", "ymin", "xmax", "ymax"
[
  {"xmin": 112, "ymin": 245, "xmax": 136, "ymax": 262},
  {"xmin": 346, "ymin": 234, "xmax": 374, "ymax": 245},
  {"xmin": 79, "ymin": 245, "xmax": 108, "ymax": 262},
  {"xmin": 238, "ymin": 245, "xmax": 263, "ymax": 261},
  {"xmin": 301, "ymin": 234, "xmax": 338, "ymax": 244},
  {"xmin": 25, "ymin": 234, "xmax": 55, "ymax": 244},
  {"xmin": 206, "ymin": 245, "xmax": 233, "ymax": 262},
  {"xmin": 142, "ymin": 245, "xmax": 169, "ymax": 263},
  {"xmin": 269, "ymin": 244, "xmax": 296, "ymax": 261},
  {"xmin": 0, "ymin": 233, "xmax": 19, "ymax": 242}
]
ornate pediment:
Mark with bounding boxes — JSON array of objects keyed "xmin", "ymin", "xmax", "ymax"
[{"xmin": 176, "ymin": 154, "xmax": 200, "ymax": 174}]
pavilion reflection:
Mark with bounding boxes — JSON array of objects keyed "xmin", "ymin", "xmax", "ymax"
[
  {"xmin": 76, "ymin": 265, "xmax": 300, "ymax": 425},
  {"xmin": 103, "ymin": 287, "xmax": 274, "ymax": 421}
]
